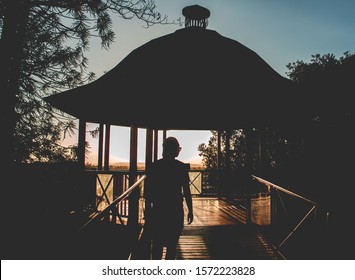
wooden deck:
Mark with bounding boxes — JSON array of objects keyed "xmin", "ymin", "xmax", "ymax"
[{"xmin": 132, "ymin": 197, "xmax": 282, "ymax": 260}]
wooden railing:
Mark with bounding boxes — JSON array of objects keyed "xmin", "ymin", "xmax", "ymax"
[
  {"xmin": 79, "ymin": 170, "xmax": 306, "ymax": 233},
  {"xmin": 79, "ymin": 172, "xmax": 146, "ymax": 231},
  {"xmin": 252, "ymin": 175, "xmax": 330, "ymax": 259},
  {"xmin": 76, "ymin": 169, "xmax": 220, "ymax": 232},
  {"xmin": 78, "ymin": 169, "xmax": 275, "ymax": 228}
]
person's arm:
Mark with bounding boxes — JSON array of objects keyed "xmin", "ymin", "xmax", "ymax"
[{"xmin": 183, "ymin": 183, "xmax": 194, "ymax": 224}]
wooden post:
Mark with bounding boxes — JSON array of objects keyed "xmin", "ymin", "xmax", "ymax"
[
  {"xmin": 225, "ymin": 129, "xmax": 231, "ymax": 194},
  {"xmin": 270, "ymin": 187, "xmax": 278, "ymax": 226},
  {"xmin": 217, "ymin": 130, "xmax": 222, "ymax": 197},
  {"xmin": 97, "ymin": 123, "xmax": 104, "ymax": 170},
  {"xmin": 145, "ymin": 129, "xmax": 153, "ymax": 170},
  {"xmin": 145, "ymin": 127, "xmax": 154, "ymax": 217},
  {"xmin": 104, "ymin": 124, "xmax": 110, "ymax": 171},
  {"xmin": 142, "ymin": 128, "xmax": 154, "ymax": 259},
  {"xmin": 153, "ymin": 129, "xmax": 158, "ymax": 161},
  {"xmin": 78, "ymin": 119, "xmax": 86, "ymax": 169},
  {"xmin": 112, "ymin": 172, "xmax": 119, "ymax": 223},
  {"xmin": 163, "ymin": 130, "xmax": 167, "ymax": 141},
  {"xmin": 245, "ymin": 128, "xmax": 253, "ymax": 225},
  {"xmin": 128, "ymin": 126, "xmax": 138, "ymax": 227}
]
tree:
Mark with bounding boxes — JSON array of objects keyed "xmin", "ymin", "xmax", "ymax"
[
  {"xmin": 286, "ymin": 52, "xmax": 354, "ymax": 206},
  {"xmin": 198, "ymin": 52, "xmax": 354, "ymax": 196},
  {"xmin": 198, "ymin": 128, "xmax": 302, "ymax": 177},
  {"xmin": 286, "ymin": 52, "xmax": 354, "ymax": 124},
  {"xmin": 198, "ymin": 129, "xmax": 267, "ymax": 194},
  {"xmin": 0, "ymin": 0, "xmax": 172, "ymax": 164},
  {"xmin": 198, "ymin": 130, "xmax": 247, "ymax": 171}
]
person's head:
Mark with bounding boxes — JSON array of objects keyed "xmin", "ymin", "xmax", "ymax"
[{"xmin": 162, "ymin": 137, "xmax": 181, "ymax": 158}]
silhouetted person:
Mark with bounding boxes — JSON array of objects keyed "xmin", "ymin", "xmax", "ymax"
[{"xmin": 145, "ymin": 136, "xmax": 194, "ymax": 259}]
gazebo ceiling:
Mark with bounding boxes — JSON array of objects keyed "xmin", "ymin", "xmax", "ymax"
[{"xmin": 45, "ymin": 5, "xmax": 311, "ymax": 130}]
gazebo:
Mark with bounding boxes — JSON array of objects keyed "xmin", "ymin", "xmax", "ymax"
[
  {"xmin": 45, "ymin": 4, "xmax": 308, "ymax": 165},
  {"xmin": 45, "ymin": 5, "xmax": 310, "ymax": 225}
]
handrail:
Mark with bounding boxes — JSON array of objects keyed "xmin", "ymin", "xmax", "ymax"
[
  {"xmin": 79, "ymin": 174, "xmax": 146, "ymax": 231},
  {"xmin": 252, "ymin": 175, "xmax": 317, "ymax": 205},
  {"xmin": 278, "ymin": 205, "xmax": 316, "ymax": 248},
  {"xmin": 252, "ymin": 174, "xmax": 323, "ymax": 255}
]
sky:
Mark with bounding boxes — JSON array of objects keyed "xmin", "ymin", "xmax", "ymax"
[{"xmin": 62, "ymin": 0, "xmax": 355, "ymax": 165}]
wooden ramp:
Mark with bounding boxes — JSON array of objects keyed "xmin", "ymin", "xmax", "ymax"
[
  {"xmin": 175, "ymin": 197, "xmax": 280, "ymax": 260},
  {"xmin": 132, "ymin": 197, "xmax": 282, "ymax": 260}
]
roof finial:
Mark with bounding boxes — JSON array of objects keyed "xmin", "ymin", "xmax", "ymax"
[{"xmin": 182, "ymin": 5, "xmax": 210, "ymax": 28}]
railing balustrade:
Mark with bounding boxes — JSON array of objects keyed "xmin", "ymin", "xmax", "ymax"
[
  {"xmin": 79, "ymin": 172, "xmax": 146, "ymax": 231},
  {"xmin": 251, "ymin": 175, "xmax": 330, "ymax": 259}
]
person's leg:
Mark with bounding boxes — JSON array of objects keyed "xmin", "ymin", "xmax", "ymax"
[
  {"xmin": 165, "ymin": 213, "xmax": 183, "ymax": 260},
  {"xmin": 165, "ymin": 236, "xmax": 180, "ymax": 260},
  {"xmin": 165, "ymin": 243, "xmax": 177, "ymax": 260},
  {"xmin": 152, "ymin": 239, "xmax": 164, "ymax": 260}
]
